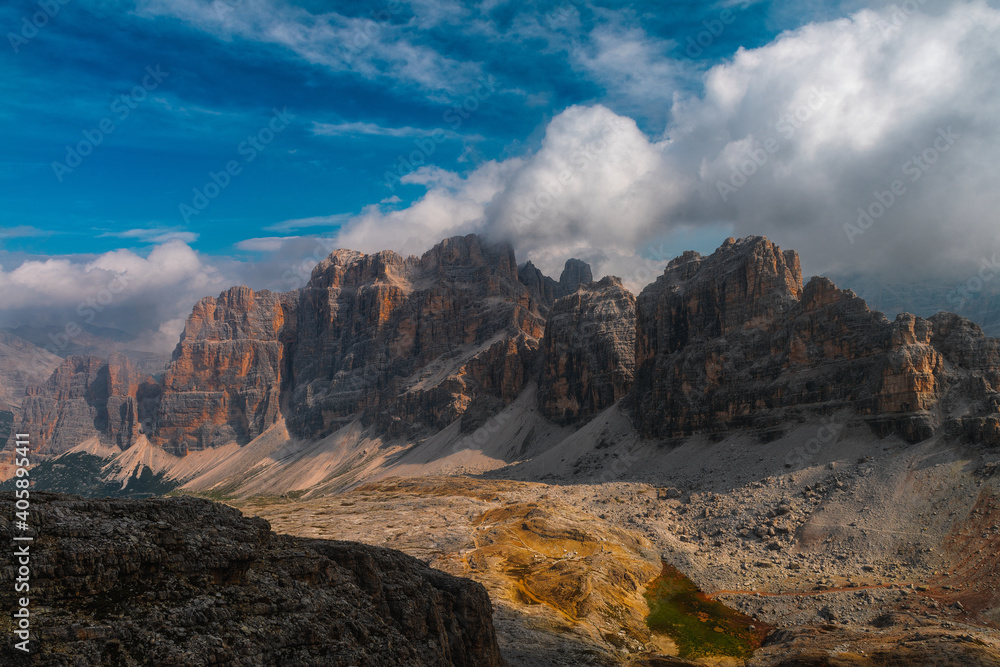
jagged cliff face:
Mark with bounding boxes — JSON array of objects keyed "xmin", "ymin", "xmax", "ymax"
[
  {"xmin": 630, "ymin": 236, "xmax": 1000, "ymax": 444},
  {"xmin": 8, "ymin": 233, "xmax": 1000, "ymax": 462},
  {"xmin": 539, "ymin": 276, "xmax": 636, "ymax": 424},
  {"xmin": 156, "ymin": 286, "xmax": 294, "ymax": 455},
  {"xmin": 142, "ymin": 234, "xmax": 548, "ymax": 451},
  {"xmin": 14, "ymin": 353, "xmax": 159, "ymax": 456},
  {"xmin": 288, "ymin": 235, "xmax": 545, "ymax": 439},
  {"xmin": 518, "ymin": 258, "xmax": 594, "ymax": 311}
]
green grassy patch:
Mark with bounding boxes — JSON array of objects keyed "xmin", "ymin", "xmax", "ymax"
[{"xmin": 644, "ymin": 562, "xmax": 766, "ymax": 660}]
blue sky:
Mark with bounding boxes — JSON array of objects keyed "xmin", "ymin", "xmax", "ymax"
[
  {"xmin": 2, "ymin": 0, "xmax": 814, "ymax": 258},
  {"xmin": 2, "ymin": 0, "xmax": 999, "ymax": 349}
]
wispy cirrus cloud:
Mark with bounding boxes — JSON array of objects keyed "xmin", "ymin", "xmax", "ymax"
[
  {"xmin": 263, "ymin": 213, "xmax": 351, "ymax": 233},
  {"xmin": 132, "ymin": 0, "xmax": 485, "ymax": 100},
  {"xmin": 0, "ymin": 226, "xmax": 53, "ymax": 240},
  {"xmin": 311, "ymin": 120, "xmax": 469, "ymax": 140},
  {"xmin": 235, "ymin": 236, "xmax": 300, "ymax": 252},
  {"xmin": 99, "ymin": 228, "xmax": 200, "ymax": 244}
]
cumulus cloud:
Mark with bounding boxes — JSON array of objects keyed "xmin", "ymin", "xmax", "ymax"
[
  {"xmin": 10, "ymin": 2, "xmax": 1000, "ymax": 351},
  {"xmin": 0, "ymin": 241, "xmax": 227, "ymax": 354},
  {"xmin": 570, "ymin": 21, "xmax": 683, "ymax": 127},
  {"xmin": 325, "ymin": 1, "xmax": 1000, "ymax": 288}
]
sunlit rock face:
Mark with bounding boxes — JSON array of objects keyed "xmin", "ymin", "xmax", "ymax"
[
  {"xmin": 286, "ymin": 234, "xmax": 546, "ymax": 440},
  {"xmin": 11, "ymin": 234, "xmax": 1000, "ymax": 460},
  {"xmin": 155, "ymin": 286, "xmax": 293, "ymax": 455},
  {"xmin": 630, "ymin": 236, "xmax": 1000, "ymax": 445}
]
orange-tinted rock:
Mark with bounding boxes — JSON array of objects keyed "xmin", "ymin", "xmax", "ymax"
[
  {"xmin": 288, "ymin": 235, "xmax": 546, "ymax": 439},
  {"xmin": 154, "ymin": 286, "xmax": 294, "ymax": 455},
  {"xmin": 631, "ymin": 236, "xmax": 1000, "ymax": 445},
  {"xmin": 14, "ymin": 233, "xmax": 1000, "ymax": 460}
]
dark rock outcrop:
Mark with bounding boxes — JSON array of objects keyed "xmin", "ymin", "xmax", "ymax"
[
  {"xmin": 630, "ymin": 236, "xmax": 1000, "ymax": 445},
  {"xmin": 539, "ymin": 276, "xmax": 636, "ymax": 424},
  {"xmin": 518, "ymin": 258, "xmax": 594, "ymax": 311},
  {"xmin": 0, "ymin": 493, "xmax": 508, "ymax": 667}
]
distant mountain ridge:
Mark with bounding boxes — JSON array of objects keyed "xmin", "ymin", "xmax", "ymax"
[{"xmin": 3, "ymin": 234, "xmax": 999, "ymax": 496}]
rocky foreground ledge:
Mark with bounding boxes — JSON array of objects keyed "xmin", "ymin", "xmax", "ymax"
[{"xmin": 0, "ymin": 493, "xmax": 508, "ymax": 666}]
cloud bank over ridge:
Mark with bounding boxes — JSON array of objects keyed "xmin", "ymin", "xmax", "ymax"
[
  {"xmin": 327, "ymin": 2, "xmax": 1000, "ymax": 286},
  {"xmin": 4, "ymin": 2, "xmax": 1000, "ymax": 352}
]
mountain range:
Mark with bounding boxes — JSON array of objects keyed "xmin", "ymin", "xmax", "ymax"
[{"xmin": 2, "ymin": 234, "xmax": 998, "ymax": 497}]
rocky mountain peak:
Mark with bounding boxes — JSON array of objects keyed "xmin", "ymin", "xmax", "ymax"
[
  {"xmin": 518, "ymin": 257, "xmax": 595, "ymax": 310},
  {"xmin": 308, "ymin": 248, "xmax": 410, "ymax": 292},
  {"xmin": 632, "ymin": 235, "xmax": 1000, "ymax": 445},
  {"xmin": 8, "ymin": 232, "xmax": 1000, "ymax": 473},
  {"xmin": 558, "ymin": 258, "xmax": 594, "ymax": 294}
]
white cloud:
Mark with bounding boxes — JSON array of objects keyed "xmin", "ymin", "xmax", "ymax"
[
  {"xmin": 570, "ymin": 21, "xmax": 684, "ymax": 126},
  {"xmin": 133, "ymin": 0, "xmax": 483, "ymax": 99},
  {"xmin": 325, "ymin": 2, "xmax": 1000, "ymax": 289},
  {"xmin": 0, "ymin": 241, "xmax": 226, "ymax": 353},
  {"xmin": 264, "ymin": 213, "xmax": 351, "ymax": 233},
  {"xmin": 235, "ymin": 236, "xmax": 301, "ymax": 252},
  {"xmin": 0, "ymin": 226, "xmax": 51, "ymax": 239},
  {"xmin": 11, "ymin": 2, "xmax": 1000, "ymax": 349},
  {"xmin": 312, "ymin": 121, "xmax": 455, "ymax": 139},
  {"xmin": 99, "ymin": 228, "xmax": 200, "ymax": 244}
]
